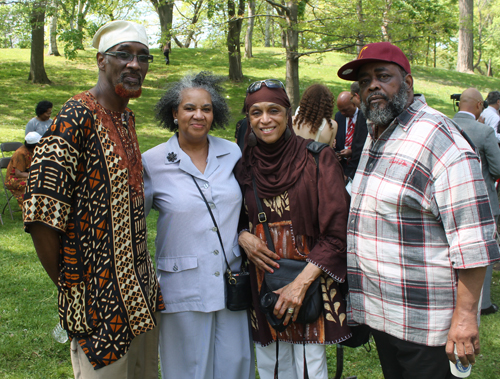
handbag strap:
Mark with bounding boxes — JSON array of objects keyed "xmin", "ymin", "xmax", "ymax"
[
  {"xmin": 191, "ymin": 176, "xmax": 233, "ymax": 278},
  {"xmin": 251, "ymin": 175, "xmax": 276, "ymax": 253}
]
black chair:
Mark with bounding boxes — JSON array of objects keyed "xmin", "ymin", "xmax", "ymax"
[{"xmin": 1, "ymin": 142, "xmax": 23, "ymax": 158}]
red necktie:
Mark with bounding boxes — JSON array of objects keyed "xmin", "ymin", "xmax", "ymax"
[{"xmin": 345, "ymin": 118, "xmax": 355, "ymax": 148}]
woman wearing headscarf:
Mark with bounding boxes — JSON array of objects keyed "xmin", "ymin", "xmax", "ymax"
[
  {"xmin": 236, "ymin": 79, "xmax": 351, "ymax": 379},
  {"xmin": 293, "ymin": 84, "xmax": 337, "ymax": 147},
  {"xmin": 142, "ymin": 72, "xmax": 254, "ymax": 379}
]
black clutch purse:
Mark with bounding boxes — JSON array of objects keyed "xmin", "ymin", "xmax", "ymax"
[{"xmin": 261, "ymin": 259, "xmax": 322, "ymax": 327}]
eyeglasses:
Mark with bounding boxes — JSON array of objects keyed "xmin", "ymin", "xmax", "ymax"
[
  {"xmin": 104, "ymin": 51, "xmax": 154, "ymax": 64},
  {"xmin": 247, "ymin": 79, "xmax": 285, "ymax": 94}
]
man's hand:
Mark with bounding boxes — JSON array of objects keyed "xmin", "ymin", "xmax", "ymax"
[
  {"xmin": 338, "ymin": 148, "xmax": 352, "ymax": 160},
  {"xmin": 445, "ymin": 267, "xmax": 486, "ymax": 367}
]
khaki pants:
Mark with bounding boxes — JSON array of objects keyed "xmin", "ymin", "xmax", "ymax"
[{"xmin": 71, "ymin": 315, "xmax": 160, "ymax": 379}]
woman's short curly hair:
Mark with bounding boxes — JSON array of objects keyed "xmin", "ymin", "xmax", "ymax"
[
  {"xmin": 155, "ymin": 71, "xmax": 230, "ymax": 131},
  {"xmin": 293, "ymin": 84, "xmax": 334, "ymax": 133}
]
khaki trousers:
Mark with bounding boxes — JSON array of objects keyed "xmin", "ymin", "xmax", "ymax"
[{"xmin": 71, "ymin": 314, "xmax": 160, "ymax": 379}]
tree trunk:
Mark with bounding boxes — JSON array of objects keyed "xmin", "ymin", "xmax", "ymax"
[
  {"xmin": 29, "ymin": 1, "xmax": 51, "ymax": 84},
  {"xmin": 227, "ymin": 0, "xmax": 245, "ymax": 81},
  {"xmin": 457, "ymin": 0, "xmax": 474, "ymax": 73},
  {"xmin": 48, "ymin": 14, "xmax": 60, "ymax": 56},
  {"xmin": 284, "ymin": 1, "xmax": 299, "ymax": 111},
  {"xmin": 264, "ymin": 2, "xmax": 271, "ymax": 47},
  {"xmin": 151, "ymin": 0, "xmax": 174, "ymax": 41},
  {"xmin": 487, "ymin": 58, "xmax": 492, "ymax": 76},
  {"xmin": 434, "ymin": 37, "xmax": 437, "ymax": 68},
  {"xmin": 356, "ymin": 0, "xmax": 364, "ymax": 54},
  {"xmin": 381, "ymin": 0, "xmax": 392, "ymax": 42},
  {"xmin": 245, "ymin": 0, "xmax": 255, "ymax": 58},
  {"xmin": 183, "ymin": 0, "xmax": 204, "ymax": 48}
]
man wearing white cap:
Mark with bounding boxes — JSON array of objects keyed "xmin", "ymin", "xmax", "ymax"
[{"xmin": 23, "ymin": 20, "xmax": 164, "ymax": 378}]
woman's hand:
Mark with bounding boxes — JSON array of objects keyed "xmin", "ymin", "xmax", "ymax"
[
  {"xmin": 273, "ymin": 263, "xmax": 323, "ymax": 326},
  {"xmin": 238, "ymin": 231, "xmax": 280, "ymax": 273}
]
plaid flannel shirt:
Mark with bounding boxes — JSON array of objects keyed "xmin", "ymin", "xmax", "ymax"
[{"xmin": 347, "ymin": 95, "xmax": 500, "ymax": 346}]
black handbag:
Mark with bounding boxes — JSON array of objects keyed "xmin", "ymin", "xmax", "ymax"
[
  {"xmin": 192, "ymin": 176, "xmax": 252, "ymax": 312},
  {"xmin": 262, "ymin": 259, "xmax": 322, "ymax": 325}
]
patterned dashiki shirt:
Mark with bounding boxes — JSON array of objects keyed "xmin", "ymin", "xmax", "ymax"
[
  {"xmin": 24, "ymin": 91, "xmax": 164, "ymax": 368},
  {"xmin": 347, "ymin": 94, "xmax": 500, "ymax": 346}
]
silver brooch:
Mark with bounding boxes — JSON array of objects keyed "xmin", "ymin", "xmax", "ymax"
[{"xmin": 167, "ymin": 152, "xmax": 177, "ymax": 162}]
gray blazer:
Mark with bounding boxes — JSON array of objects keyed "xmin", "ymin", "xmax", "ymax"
[{"xmin": 453, "ymin": 112, "xmax": 500, "ymax": 215}]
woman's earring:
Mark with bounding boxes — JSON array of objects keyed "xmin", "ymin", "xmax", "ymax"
[
  {"xmin": 174, "ymin": 119, "xmax": 178, "ymax": 125},
  {"xmin": 284, "ymin": 127, "xmax": 292, "ymax": 141},
  {"xmin": 247, "ymin": 130, "xmax": 257, "ymax": 147}
]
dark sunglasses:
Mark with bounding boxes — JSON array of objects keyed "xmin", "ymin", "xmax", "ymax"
[
  {"xmin": 105, "ymin": 51, "xmax": 154, "ymax": 64},
  {"xmin": 247, "ymin": 79, "xmax": 285, "ymax": 94}
]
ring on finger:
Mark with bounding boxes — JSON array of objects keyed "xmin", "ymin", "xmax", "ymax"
[{"xmin": 287, "ymin": 308, "xmax": 294, "ymax": 314}]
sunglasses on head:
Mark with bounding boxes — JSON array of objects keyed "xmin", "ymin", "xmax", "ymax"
[{"xmin": 246, "ymin": 79, "xmax": 285, "ymax": 94}]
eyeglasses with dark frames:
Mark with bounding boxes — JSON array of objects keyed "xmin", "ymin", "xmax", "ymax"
[
  {"xmin": 247, "ymin": 79, "xmax": 285, "ymax": 94},
  {"xmin": 104, "ymin": 51, "xmax": 154, "ymax": 64}
]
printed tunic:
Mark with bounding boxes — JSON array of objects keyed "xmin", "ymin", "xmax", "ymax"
[
  {"xmin": 23, "ymin": 91, "xmax": 164, "ymax": 368},
  {"xmin": 242, "ymin": 149, "xmax": 351, "ymax": 346}
]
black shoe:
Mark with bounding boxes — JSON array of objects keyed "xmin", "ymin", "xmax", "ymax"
[{"xmin": 481, "ymin": 303, "xmax": 498, "ymax": 315}]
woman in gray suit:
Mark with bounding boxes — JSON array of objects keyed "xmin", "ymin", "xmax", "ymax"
[{"xmin": 142, "ymin": 72, "xmax": 254, "ymax": 379}]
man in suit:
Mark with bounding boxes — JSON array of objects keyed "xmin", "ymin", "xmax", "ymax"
[
  {"xmin": 335, "ymin": 91, "xmax": 358, "ymax": 171},
  {"xmin": 344, "ymin": 82, "xmax": 368, "ymax": 180},
  {"xmin": 453, "ymin": 87, "xmax": 500, "ymax": 316}
]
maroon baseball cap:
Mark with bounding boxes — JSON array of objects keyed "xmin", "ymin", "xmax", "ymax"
[{"xmin": 337, "ymin": 42, "xmax": 411, "ymax": 81}]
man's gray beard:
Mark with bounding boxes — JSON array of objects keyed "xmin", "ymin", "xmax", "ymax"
[{"xmin": 361, "ymin": 82, "xmax": 409, "ymax": 127}]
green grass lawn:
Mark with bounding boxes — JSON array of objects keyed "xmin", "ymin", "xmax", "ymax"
[{"xmin": 1, "ymin": 47, "xmax": 500, "ymax": 378}]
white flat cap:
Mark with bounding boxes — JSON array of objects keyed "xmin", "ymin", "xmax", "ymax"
[
  {"xmin": 25, "ymin": 132, "xmax": 42, "ymax": 145},
  {"xmin": 92, "ymin": 20, "xmax": 148, "ymax": 53}
]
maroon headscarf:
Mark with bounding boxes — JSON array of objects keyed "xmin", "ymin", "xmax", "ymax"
[{"xmin": 235, "ymin": 84, "xmax": 310, "ymax": 198}]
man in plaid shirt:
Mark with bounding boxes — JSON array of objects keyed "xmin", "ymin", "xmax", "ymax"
[{"xmin": 338, "ymin": 42, "xmax": 500, "ymax": 378}]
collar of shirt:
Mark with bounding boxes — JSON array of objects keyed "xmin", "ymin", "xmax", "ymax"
[
  {"xmin": 347, "ymin": 108, "xmax": 359, "ymax": 130},
  {"xmin": 163, "ymin": 133, "xmax": 232, "ymax": 179},
  {"xmin": 457, "ymin": 110, "xmax": 476, "ymax": 119}
]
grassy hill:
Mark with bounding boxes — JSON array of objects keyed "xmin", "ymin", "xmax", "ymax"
[{"xmin": 0, "ymin": 47, "xmax": 499, "ymax": 378}]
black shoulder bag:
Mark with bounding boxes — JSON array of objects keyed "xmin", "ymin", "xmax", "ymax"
[{"xmin": 192, "ymin": 176, "xmax": 252, "ymax": 311}]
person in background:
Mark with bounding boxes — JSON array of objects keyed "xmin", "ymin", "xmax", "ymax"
[
  {"xmin": 25, "ymin": 100, "xmax": 53, "ymax": 136},
  {"xmin": 163, "ymin": 41, "xmax": 171, "ymax": 65},
  {"xmin": 236, "ymin": 79, "xmax": 351, "ymax": 379},
  {"xmin": 5, "ymin": 132, "xmax": 41, "ymax": 208},
  {"xmin": 480, "ymin": 91, "xmax": 500, "ymax": 142},
  {"xmin": 23, "ymin": 20, "xmax": 163, "ymax": 378},
  {"xmin": 343, "ymin": 81, "xmax": 368, "ymax": 181},
  {"xmin": 292, "ymin": 83, "xmax": 337, "ymax": 147},
  {"xmin": 142, "ymin": 71, "xmax": 254, "ymax": 379},
  {"xmin": 453, "ymin": 88, "xmax": 500, "ymax": 317},
  {"xmin": 334, "ymin": 91, "xmax": 358, "ymax": 170},
  {"xmin": 338, "ymin": 41, "xmax": 500, "ymax": 378},
  {"xmin": 235, "ymin": 103, "xmax": 248, "ymax": 151}
]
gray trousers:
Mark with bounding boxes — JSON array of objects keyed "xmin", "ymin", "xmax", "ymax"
[{"xmin": 159, "ymin": 308, "xmax": 255, "ymax": 379}]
